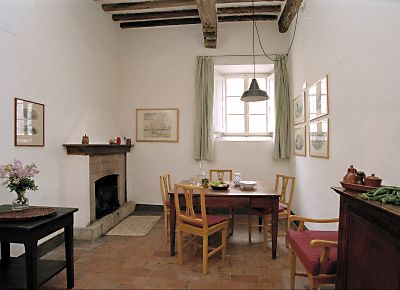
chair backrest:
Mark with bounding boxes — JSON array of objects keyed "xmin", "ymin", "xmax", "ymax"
[
  {"xmin": 174, "ymin": 183, "xmax": 208, "ymax": 229},
  {"xmin": 275, "ymin": 174, "xmax": 295, "ymax": 211},
  {"xmin": 160, "ymin": 174, "xmax": 172, "ymax": 209},
  {"xmin": 209, "ymin": 169, "xmax": 233, "ymax": 181}
]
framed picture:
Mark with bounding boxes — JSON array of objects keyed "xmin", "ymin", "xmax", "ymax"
[
  {"xmin": 308, "ymin": 75, "xmax": 329, "ymax": 120},
  {"xmin": 14, "ymin": 98, "xmax": 45, "ymax": 146},
  {"xmin": 136, "ymin": 108, "xmax": 179, "ymax": 142},
  {"xmin": 309, "ymin": 118, "xmax": 329, "ymax": 158},
  {"xmin": 293, "ymin": 92, "xmax": 305, "ymax": 125},
  {"xmin": 294, "ymin": 125, "xmax": 306, "ymax": 156}
]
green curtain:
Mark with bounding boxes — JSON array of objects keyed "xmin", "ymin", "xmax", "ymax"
[
  {"xmin": 194, "ymin": 56, "xmax": 215, "ymax": 161},
  {"xmin": 273, "ymin": 55, "xmax": 291, "ymax": 159}
]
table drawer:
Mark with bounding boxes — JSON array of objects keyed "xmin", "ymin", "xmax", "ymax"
[
  {"xmin": 205, "ymin": 197, "xmax": 250, "ymax": 208},
  {"xmin": 250, "ymin": 197, "xmax": 275, "ymax": 208}
]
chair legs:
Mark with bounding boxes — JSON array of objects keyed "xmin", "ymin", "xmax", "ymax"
[
  {"xmin": 290, "ymin": 250, "xmax": 296, "ymax": 290},
  {"xmin": 229, "ymin": 208, "xmax": 235, "ymax": 236},
  {"xmin": 163, "ymin": 211, "xmax": 169, "ymax": 243},
  {"xmin": 202, "ymin": 235, "xmax": 208, "ymax": 275},
  {"xmin": 177, "ymin": 228, "xmax": 183, "ymax": 265},
  {"xmin": 248, "ymin": 214, "xmax": 252, "ymax": 242},
  {"xmin": 222, "ymin": 223, "xmax": 227, "ymax": 260}
]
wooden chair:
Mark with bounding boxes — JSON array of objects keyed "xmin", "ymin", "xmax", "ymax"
[
  {"xmin": 209, "ymin": 169, "xmax": 234, "ymax": 235},
  {"xmin": 288, "ymin": 215, "xmax": 339, "ymax": 290},
  {"xmin": 248, "ymin": 174, "xmax": 295, "ymax": 246},
  {"xmin": 174, "ymin": 183, "xmax": 229, "ymax": 275},
  {"xmin": 160, "ymin": 174, "xmax": 172, "ymax": 243},
  {"xmin": 209, "ymin": 169, "xmax": 233, "ymax": 182}
]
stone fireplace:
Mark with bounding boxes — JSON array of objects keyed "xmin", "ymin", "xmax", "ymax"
[
  {"xmin": 95, "ymin": 174, "xmax": 119, "ymax": 219},
  {"xmin": 64, "ymin": 144, "xmax": 135, "ymax": 240}
]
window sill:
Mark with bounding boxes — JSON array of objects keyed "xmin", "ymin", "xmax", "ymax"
[{"xmin": 214, "ymin": 135, "xmax": 273, "ymax": 142}]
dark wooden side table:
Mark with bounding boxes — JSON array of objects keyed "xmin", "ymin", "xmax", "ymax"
[
  {"xmin": 332, "ymin": 187, "xmax": 400, "ymax": 290},
  {"xmin": 0, "ymin": 205, "xmax": 78, "ymax": 289}
]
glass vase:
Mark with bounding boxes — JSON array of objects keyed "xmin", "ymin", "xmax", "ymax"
[{"xmin": 12, "ymin": 190, "xmax": 29, "ymax": 211}]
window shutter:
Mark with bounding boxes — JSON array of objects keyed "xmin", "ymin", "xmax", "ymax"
[{"xmin": 213, "ymin": 73, "xmax": 226, "ymax": 133}]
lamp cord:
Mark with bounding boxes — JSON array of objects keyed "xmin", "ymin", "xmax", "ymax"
[
  {"xmin": 252, "ymin": 0, "xmax": 255, "ymax": 78},
  {"xmin": 254, "ymin": 9, "xmax": 299, "ymax": 62}
]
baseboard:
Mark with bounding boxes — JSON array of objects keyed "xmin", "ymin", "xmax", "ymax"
[{"xmin": 134, "ymin": 204, "xmax": 163, "ymax": 212}]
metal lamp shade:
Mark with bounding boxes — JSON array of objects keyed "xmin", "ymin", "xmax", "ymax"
[{"xmin": 240, "ymin": 78, "xmax": 269, "ymax": 102}]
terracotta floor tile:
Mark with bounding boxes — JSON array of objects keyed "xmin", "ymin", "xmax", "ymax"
[{"xmin": 40, "ymin": 214, "xmax": 320, "ymax": 290}]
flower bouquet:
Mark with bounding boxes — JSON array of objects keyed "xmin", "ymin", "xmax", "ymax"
[{"xmin": 0, "ymin": 159, "xmax": 39, "ymax": 211}]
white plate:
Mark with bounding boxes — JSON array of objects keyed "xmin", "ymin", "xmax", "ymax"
[{"xmin": 239, "ymin": 181, "xmax": 257, "ymax": 189}]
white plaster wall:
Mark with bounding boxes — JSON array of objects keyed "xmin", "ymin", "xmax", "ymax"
[
  {"xmin": 118, "ymin": 22, "xmax": 291, "ymax": 204},
  {"xmin": 0, "ymin": 0, "xmax": 121, "ymax": 228},
  {"xmin": 288, "ymin": 0, "xmax": 400, "ymax": 229}
]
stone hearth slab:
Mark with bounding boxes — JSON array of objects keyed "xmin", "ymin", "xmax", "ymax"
[{"xmin": 74, "ymin": 201, "xmax": 136, "ymax": 241}]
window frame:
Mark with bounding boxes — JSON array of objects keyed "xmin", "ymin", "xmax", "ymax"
[{"xmin": 223, "ymin": 73, "xmax": 271, "ymax": 137}]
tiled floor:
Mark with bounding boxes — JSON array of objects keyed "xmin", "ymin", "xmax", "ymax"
[{"xmin": 41, "ymin": 214, "xmax": 313, "ymax": 289}]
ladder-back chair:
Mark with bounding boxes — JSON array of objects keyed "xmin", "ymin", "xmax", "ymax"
[
  {"xmin": 174, "ymin": 183, "xmax": 229, "ymax": 274},
  {"xmin": 209, "ymin": 169, "xmax": 234, "ymax": 235},
  {"xmin": 288, "ymin": 215, "xmax": 339, "ymax": 290},
  {"xmin": 248, "ymin": 174, "xmax": 295, "ymax": 246},
  {"xmin": 160, "ymin": 174, "xmax": 172, "ymax": 243}
]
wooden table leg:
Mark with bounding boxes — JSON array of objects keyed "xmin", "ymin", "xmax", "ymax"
[
  {"xmin": 271, "ymin": 198, "xmax": 278, "ymax": 259},
  {"xmin": 64, "ymin": 220, "xmax": 74, "ymax": 289},
  {"xmin": 1, "ymin": 242, "xmax": 10, "ymax": 266},
  {"xmin": 169, "ymin": 195, "xmax": 176, "ymax": 256},
  {"xmin": 25, "ymin": 239, "xmax": 38, "ymax": 289}
]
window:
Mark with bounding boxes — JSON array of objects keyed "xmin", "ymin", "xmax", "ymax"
[{"xmin": 214, "ymin": 73, "xmax": 274, "ymax": 138}]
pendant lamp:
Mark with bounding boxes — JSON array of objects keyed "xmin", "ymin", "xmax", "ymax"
[{"xmin": 241, "ymin": 0, "xmax": 269, "ymax": 102}]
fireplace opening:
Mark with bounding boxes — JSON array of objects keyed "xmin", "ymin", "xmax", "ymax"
[{"xmin": 95, "ymin": 174, "xmax": 120, "ymax": 220}]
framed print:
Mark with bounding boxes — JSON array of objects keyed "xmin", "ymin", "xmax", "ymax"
[
  {"xmin": 294, "ymin": 125, "xmax": 306, "ymax": 156},
  {"xmin": 309, "ymin": 118, "xmax": 329, "ymax": 158},
  {"xmin": 136, "ymin": 108, "xmax": 179, "ymax": 142},
  {"xmin": 14, "ymin": 98, "xmax": 45, "ymax": 146},
  {"xmin": 293, "ymin": 92, "xmax": 305, "ymax": 125},
  {"xmin": 308, "ymin": 75, "xmax": 329, "ymax": 120}
]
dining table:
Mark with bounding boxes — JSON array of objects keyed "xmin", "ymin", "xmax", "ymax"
[{"xmin": 168, "ymin": 181, "xmax": 280, "ymax": 259}]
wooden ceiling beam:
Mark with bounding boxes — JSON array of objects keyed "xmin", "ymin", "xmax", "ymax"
[
  {"xmin": 113, "ymin": 9, "xmax": 199, "ymax": 21},
  {"xmin": 112, "ymin": 5, "xmax": 281, "ymax": 22},
  {"xmin": 195, "ymin": 0, "xmax": 218, "ymax": 48},
  {"xmin": 218, "ymin": 5, "xmax": 281, "ymax": 14},
  {"xmin": 120, "ymin": 17, "xmax": 201, "ymax": 29},
  {"xmin": 278, "ymin": 0, "xmax": 303, "ymax": 33},
  {"xmin": 219, "ymin": 14, "xmax": 277, "ymax": 22},
  {"xmin": 103, "ymin": 0, "xmax": 284, "ymax": 12},
  {"xmin": 103, "ymin": 0, "xmax": 195, "ymax": 12},
  {"xmin": 120, "ymin": 14, "xmax": 277, "ymax": 29}
]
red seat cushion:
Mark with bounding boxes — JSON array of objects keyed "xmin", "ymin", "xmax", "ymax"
[
  {"xmin": 183, "ymin": 213, "xmax": 230, "ymax": 227},
  {"xmin": 288, "ymin": 229, "xmax": 338, "ymax": 276},
  {"xmin": 278, "ymin": 202, "xmax": 287, "ymax": 212},
  {"xmin": 251, "ymin": 202, "xmax": 287, "ymax": 214}
]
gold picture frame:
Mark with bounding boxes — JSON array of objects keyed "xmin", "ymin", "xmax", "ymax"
[
  {"xmin": 294, "ymin": 125, "xmax": 306, "ymax": 156},
  {"xmin": 309, "ymin": 118, "xmax": 329, "ymax": 159},
  {"xmin": 308, "ymin": 75, "xmax": 329, "ymax": 121},
  {"xmin": 14, "ymin": 98, "xmax": 45, "ymax": 146},
  {"xmin": 136, "ymin": 108, "xmax": 179, "ymax": 142}
]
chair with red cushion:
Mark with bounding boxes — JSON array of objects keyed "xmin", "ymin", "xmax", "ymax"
[
  {"xmin": 160, "ymin": 174, "xmax": 172, "ymax": 243},
  {"xmin": 287, "ymin": 215, "xmax": 339, "ymax": 290},
  {"xmin": 248, "ymin": 174, "xmax": 295, "ymax": 246},
  {"xmin": 174, "ymin": 183, "xmax": 229, "ymax": 275}
]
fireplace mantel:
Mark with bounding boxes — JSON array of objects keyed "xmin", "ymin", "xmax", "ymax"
[{"xmin": 63, "ymin": 144, "xmax": 133, "ymax": 156}]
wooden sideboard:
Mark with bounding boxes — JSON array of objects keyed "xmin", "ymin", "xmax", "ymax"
[{"xmin": 332, "ymin": 187, "xmax": 400, "ymax": 290}]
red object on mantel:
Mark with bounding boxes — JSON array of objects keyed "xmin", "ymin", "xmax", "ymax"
[{"xmin": 116, "ymin": 137, "xmax": 121, "ymax": 144}]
